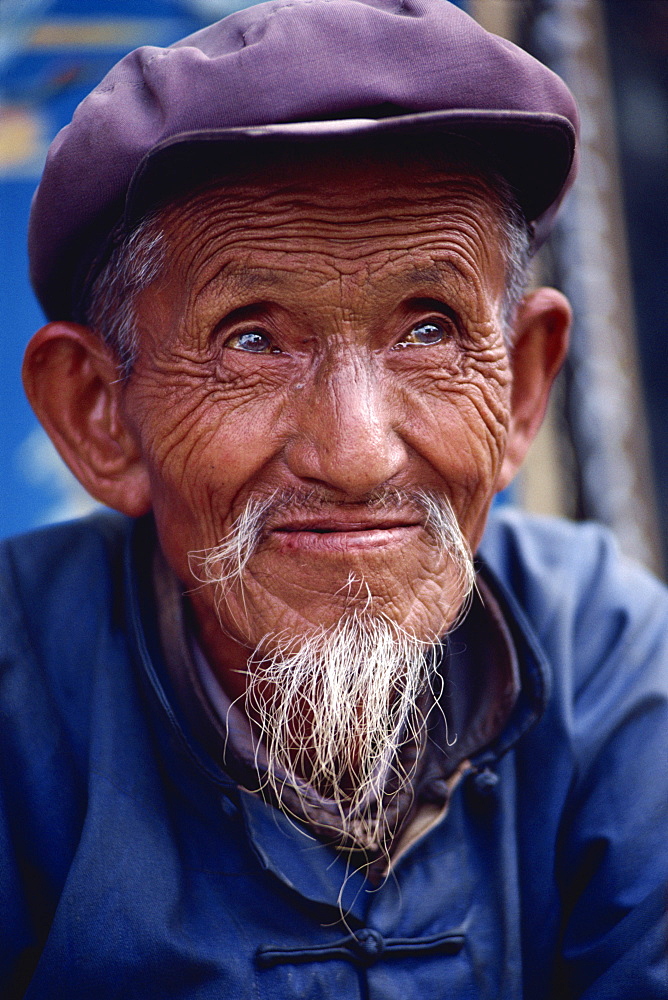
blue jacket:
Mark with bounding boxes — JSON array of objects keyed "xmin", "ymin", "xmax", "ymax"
[{"xmin": 0, "ymin": 510, "xmax": 666, "ymax": 998}]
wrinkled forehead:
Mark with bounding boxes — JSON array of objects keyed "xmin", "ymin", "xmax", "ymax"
[
  {"xmin": 155, "ymin": 139, "xmax": 512, "ymax": 274},
  {"xmin": 138, "ymin": 149, "xmax": 511, "ymax": 335}
]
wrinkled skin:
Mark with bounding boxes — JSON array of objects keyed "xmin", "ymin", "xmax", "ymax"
[
  {"xmin": 120, "ymin": 156, "xmax": 514, "ymax": 697},
  {"xmin": 24, "ymin": 151, "xmax": 569, "ymax": 702}
]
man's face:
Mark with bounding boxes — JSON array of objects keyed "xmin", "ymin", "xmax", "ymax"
[{"xmin": 121, "ymin": 153, "xmax": 512, "ymax": 687}]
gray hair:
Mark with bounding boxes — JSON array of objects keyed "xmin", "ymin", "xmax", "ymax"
[
  {"xmin": 496, "ymin": 184, "xmax": 533, "ymax": 335},
  {"xmin": 83, "ymin": 215, "xmax": 165, "ymax": 374},
  {"xmin": 82, "ymin": 168, "xmax": 532, "ymax": 375}
]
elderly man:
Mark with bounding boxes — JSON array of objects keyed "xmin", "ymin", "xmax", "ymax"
[{"xmin": 1, "ymin": 1, "xmax": 667, "ymax": 997}]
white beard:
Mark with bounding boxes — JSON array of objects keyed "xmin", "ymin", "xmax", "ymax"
[
  {"xmin": 189, "ymin": 488, "xmax": 475, "ymax": 853},
  {"xmin": 244, "ymin": 610, "xmax": 442, "ymax": 853}
]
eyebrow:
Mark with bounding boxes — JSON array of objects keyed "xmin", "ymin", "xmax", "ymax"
[
  {"xmin": 207, "ymin": 265, "xmax": 286, "ymax": 295},
  {"xmin": 200, "ymin": 259, "xmax": 466, "ymax": 303},
  {"xmin": 394, "ymin": 262, "xmax": 465, "ymax": 291}
]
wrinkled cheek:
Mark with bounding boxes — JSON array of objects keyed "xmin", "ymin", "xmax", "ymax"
[
  {"xmin": 441, "ymin": 399, "xmax": 509, "ymax": 530},
  {"xmin": 144, "ymin": 458, "xmax": 229, "ymax": 592},
  {"xmin": 140, "ymin": 426, "xmax": 241, "ymax": 547}
]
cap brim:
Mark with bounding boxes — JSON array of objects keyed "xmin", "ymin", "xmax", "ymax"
[{"xmin": 125, "ymin": 108, "xmax": 577, "ymax": 247}]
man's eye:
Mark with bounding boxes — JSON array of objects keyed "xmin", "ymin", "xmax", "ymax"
[
  {"xmin": 225, "ymin": 331, "xmax": 277, "ymax": 353},
  {"xmin": 395, "ymin": 321, "xmax": 448, "ymax": 348}
]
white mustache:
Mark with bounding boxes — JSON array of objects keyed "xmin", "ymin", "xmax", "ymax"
[{"xmin": 188, "ymin": 486, "xmax": 474, "ymax": 602}]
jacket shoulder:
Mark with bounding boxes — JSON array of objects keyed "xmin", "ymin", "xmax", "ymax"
[
  {"xmin": 480, "ymin": 509, "xmax": 668, "ymax": 682},
  {"xmin": 480, "ymin": 508, "xmax": 668, "ymax": 785},
  {"xmin": 1, "ymin": 512, "xmax": 132, "ymax": 635},
  {"xmin": 480, "ymin": 506, "xmax": 664, "ymax": 598},
  {"xmin": 0, "ymin": 513, "xmax": 134, "ymax": 725}
]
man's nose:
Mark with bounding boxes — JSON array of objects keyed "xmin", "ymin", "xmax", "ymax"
[{"xmin": 284, "ymin": 354, "xmax": 407, "ymax": 496}]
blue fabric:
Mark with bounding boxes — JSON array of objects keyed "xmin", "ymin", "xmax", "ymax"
[{"xmin": 0, "ymin": 510, "xmax": 666, "ymax": 998}]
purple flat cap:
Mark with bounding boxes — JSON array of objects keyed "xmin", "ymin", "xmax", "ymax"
[{"xmin": 29, "ymin": 0, "xmax": 579, "ymax": 322}]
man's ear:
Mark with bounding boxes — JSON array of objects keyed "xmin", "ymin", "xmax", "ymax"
[
  {"xmin": 497, "ymin": 287, "xmax": 571, "ymax": 492},
  {"xmin": 22, "ymin": 322, "xmax": 152, "ymax": 517}
]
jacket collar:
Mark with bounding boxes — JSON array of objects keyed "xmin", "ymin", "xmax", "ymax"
[{"xmin": 124, "ymin": 515, "xmax": 551, "ymax": 915}]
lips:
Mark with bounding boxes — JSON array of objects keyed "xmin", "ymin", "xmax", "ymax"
[
  {"xmin": 274, "ymin": 517, "xmax": 418, "ymax": 533},
  {"xmin": 269, "ymin": 512, "xmax": 422, "ymax": 553}
]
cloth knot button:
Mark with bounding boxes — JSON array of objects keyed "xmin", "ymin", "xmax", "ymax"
[
  {"xmin": 473, "ymin": 767, "xmax": 499, "ymax": 796},
  {"xmin": 352, "ymin": 928, "xmax": 385, "ymax": 961}
]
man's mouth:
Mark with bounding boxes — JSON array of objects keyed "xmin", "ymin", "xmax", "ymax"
[{"xmin": 270, "ymin": 514, "xmax": 422, "ymax": 553}]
